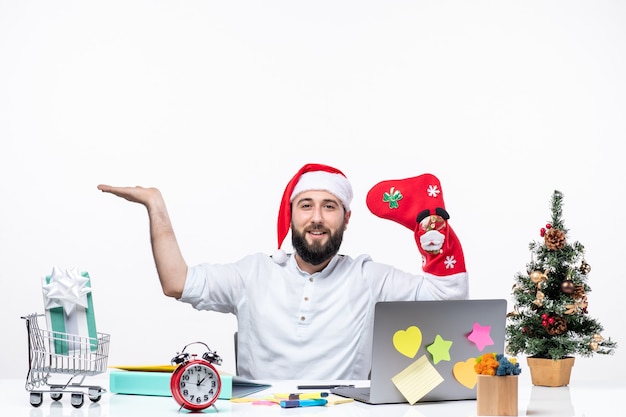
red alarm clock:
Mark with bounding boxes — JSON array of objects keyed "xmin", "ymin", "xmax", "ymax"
[{"xmin": 170, "ymin": 342, "xmax": 222, "ymax": 412}]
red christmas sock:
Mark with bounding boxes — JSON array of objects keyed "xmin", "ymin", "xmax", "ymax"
[{"xmin": 366, "ymin": 173, "xmax": 466, "ymax": 276}]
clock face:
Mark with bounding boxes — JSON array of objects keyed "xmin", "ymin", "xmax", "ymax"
[{"xmin": 171, "ymin": 360, "xmax": 221, "ymax": 410}]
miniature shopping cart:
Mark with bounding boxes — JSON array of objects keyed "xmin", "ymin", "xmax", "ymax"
[{"xmin": 22, "ymin": 313, "xmax": 110, "ymax": 408}]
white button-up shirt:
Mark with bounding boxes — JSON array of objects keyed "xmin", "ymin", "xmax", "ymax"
[{"xmin": 180, "ymin": 253, "xmax": 468, "ymax": 380}]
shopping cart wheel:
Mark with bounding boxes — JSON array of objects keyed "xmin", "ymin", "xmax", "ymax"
[
  {"xmin": 50, "ymin": 385, "xmax": 64, "ymax": 401},
  {"xmin": 70, "ymin": 393, "xmax": 84, "ymax": 408},
  {"xmin": 29, "ymin": 392, "xmax": 43, "ymax": 407},
  {"xmin": 88, "ymin": 386, "xmax": 103, "ymax": 402}
]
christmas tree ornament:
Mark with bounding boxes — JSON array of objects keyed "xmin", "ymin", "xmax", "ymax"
[
  {"xmin": 544, "ymin": 316, "xmax": 567, "ymax": 336},
  {"xmin": 544, "ymin": 228, "xmax": 566, "ymax": 250},
  {"xmin": 506, "ymin": 305, "xmax": 520, "ymax": 318},
  {"xmin": 530, "ymin": 270, "xmax": 548, "ymax": 286},
  {"xmin": 579, "ymin": 259, "xmax": 591, "ymax": 274},
  {"xmin": 564, "ymin": 299, "xmax": 588, "ymax": 314},
  {"xmin": 573, "ymin": 285, "xmax": 586, "ymax": 300},
  {"xmin": 560, "ymin": 280, "xmax": 575, "ymax": 295},
  {"xmin": 590, "ymin": 334, "xmax": 604, "ymax": 351},
  {"xmin": 532, "ymin": 290, "xmax": 545, "ymax": 307}
]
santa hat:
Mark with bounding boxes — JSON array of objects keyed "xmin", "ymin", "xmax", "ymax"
[
  {"xmin": 366, "ymin": 173, "xmax": 466, "ymax": 276},
  {"xmin": 273, "ymin": 163, "xmax": 353, "ymax": 264}
]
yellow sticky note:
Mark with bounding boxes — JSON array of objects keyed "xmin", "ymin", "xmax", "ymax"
[
  {"xmin": 393, "ymin": 326, "xmax": 422, "ymax": 358},
  {"xmin": 325, "ymin": 394, "xmax": 355, "ymax": 406},
  {"xmin": 391, "ymin": 355, "xmax": 444, "ymax": 405}
]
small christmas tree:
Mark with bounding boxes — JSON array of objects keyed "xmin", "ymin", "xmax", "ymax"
[{"xmin": 506, "ymin": 190, "xmax": 617, "ymax": 360}]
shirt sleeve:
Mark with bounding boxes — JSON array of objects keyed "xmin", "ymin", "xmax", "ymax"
[
  {"xmin": 179, "ymin": 262, "xmax": 242, "ymax": 313},
  {"xmin": 362, "ymin": 256, "xmax": 469, "ymax": 301},
  {"xmin": 417, "ymin": 271, "xmax": 469, "ymax": 300}
]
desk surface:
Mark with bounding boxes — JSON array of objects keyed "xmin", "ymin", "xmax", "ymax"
[{"xmin": 2, "ymin": 371, "xmax": 622, "ymax": 417}]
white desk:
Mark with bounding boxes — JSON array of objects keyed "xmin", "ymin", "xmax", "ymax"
[{"xmin": 2, "ymin": 371, "xmax": 622, "ymax": 416}]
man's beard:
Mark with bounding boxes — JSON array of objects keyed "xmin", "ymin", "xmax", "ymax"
[{"xmin": 292, "ymin": 223, "xmax": 344, "ymax": 266}]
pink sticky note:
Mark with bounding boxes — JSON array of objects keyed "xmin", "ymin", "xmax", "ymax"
[
  {"xmin": 252, "ymin": 400, "xmax": 278, "ymax": 406},
  {"xmin": 467, "ymin": 322, "xmax": 493, "ymax": 351}
]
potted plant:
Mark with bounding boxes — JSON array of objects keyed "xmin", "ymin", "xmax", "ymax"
[
  {"xmin": 474, "ymin": 353, "xmax": 522, "ymax": 416},
  {"xmin": 505, "ymin": 190, "xmax": 616, "ymax": 387}
]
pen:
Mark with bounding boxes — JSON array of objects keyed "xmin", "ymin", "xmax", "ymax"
[
  {"xmin": 274, "ymin": 392, "xmax": 329, "ymax": 400},
  {"xmin": 297, "ymin": 384, "xmax": 355, "ymax": 389},
  {"xmin": 279, "ymin": 398, "xmax": 328, "ymax": 408}
]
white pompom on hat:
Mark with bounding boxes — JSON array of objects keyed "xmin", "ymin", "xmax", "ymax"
[{"xmin": 273, "ymin": 163, "xmax": 353, "ymax": 264}]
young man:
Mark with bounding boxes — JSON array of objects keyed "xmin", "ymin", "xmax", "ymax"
[{"xmin": 98, "ymin": 163, "xmax": 468, "ymax": 380}]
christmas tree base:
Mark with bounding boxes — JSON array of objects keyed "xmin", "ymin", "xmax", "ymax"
[{"xmin": 526, "ymin": 357, "xmax": 575, "ymax": 387}]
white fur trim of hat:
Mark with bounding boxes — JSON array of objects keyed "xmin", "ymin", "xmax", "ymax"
[{"xmin": 290, "ymin": 171, "xmax": 353, "ymax": 211}]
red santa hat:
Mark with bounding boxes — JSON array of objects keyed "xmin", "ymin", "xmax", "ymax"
[
  {"xmin": 273, "ymin": 163, "xmax": 353, "ymax": 264},
  {"xmin": 366, "ymin": 173, "xmax": 466, "ymax": 276}
]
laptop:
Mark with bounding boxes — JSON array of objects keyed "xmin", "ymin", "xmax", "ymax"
[{"xmin": 331, "ymin": 299, "xmax": 507, "ymax": 404}]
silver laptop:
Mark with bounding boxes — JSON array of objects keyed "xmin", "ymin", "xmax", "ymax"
[{"xmin": 332, "ymin": 299, "xmax": 507, "ymax": 404}]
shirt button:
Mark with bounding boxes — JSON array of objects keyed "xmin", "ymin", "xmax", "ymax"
[
  {"xmin": 304, "ymin": 297, "xmax": 309, "ymax": 301},
  {"xmin": 309, "ymin": 277, "xmax": 314, "ymax": 282},
  {"xmin": 300, "ymin": 316, "xmax": 306, "ymax": 321}
]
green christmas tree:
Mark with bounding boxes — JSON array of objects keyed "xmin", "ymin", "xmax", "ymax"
[{"xmin": 506, "ymin": 190, "xmax": 617, "ymax": 360}]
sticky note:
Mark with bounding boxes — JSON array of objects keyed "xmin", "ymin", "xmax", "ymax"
[
  {"xmin": 324, "ymin": 394, "xmax": 354, "ymax": 406},
  {"xmin": 453, "ymin": 357, "xmax": 478, "ymax": 389},
  {"xmin": 467, "ymin": 322, "xmax": 494, "ymax": 351},
  {"xmin": 393, "ymin": 326, "xmax": 422, "ymax": 358},
  {"xmin": 426, "ymin": 334, "xmax": 453, "ymax": 364},
  {"xmin": 391, "ymin": 355, "xmax": 444, "ymax": 405}
]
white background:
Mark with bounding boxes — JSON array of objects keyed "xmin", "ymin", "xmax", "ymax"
[{"xmin": 1, "ymin": 1, "xmax": 624, "ymax": 383}]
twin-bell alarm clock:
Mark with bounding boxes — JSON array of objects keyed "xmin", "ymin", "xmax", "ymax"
[{"xmin": 170, "ymin": 341, "xmax": 223, "ymax": 412}]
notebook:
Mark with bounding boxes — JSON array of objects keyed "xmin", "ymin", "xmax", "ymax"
[{"xmin": 331, "ymin": 299, "xmax": 507, "ymax": 404}]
